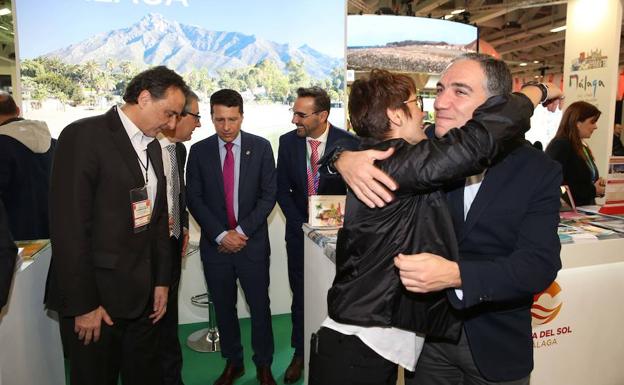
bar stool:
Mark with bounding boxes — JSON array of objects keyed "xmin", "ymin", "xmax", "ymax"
[{"xmin": 186, "ymin": 292, "xmax": 221, "ymax": 352}]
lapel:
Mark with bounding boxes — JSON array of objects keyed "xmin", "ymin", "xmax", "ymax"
[
  {"xmin": 239, "ymin": 132, "xmax": 253, "ymax": 199},
  {"xmin": 460, "ymin": 151, "xmax": 519, "ymax": 241},
  {"xmin": 209, "ymin": 135, "xmax": 225, "ymax": 201},
  {"xmin": 107, "ymin": 107, "xmax": 145, "ymax": 188},
  {"xmin": 175, "ymin": 142, "xmax": 186, "ymax": 194},
  {"xmin": 296, "ymin": 132, "xmax": 308, "ymax": 192},
  {"xmin": 146, "ymin": 139, "xmax": 165, "ymax": 223},
  {"xmin": 446, "ymin": 180, "xmax": 465, "ymax": 239}
]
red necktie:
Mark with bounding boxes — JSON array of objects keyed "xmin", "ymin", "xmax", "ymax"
[
  {"xmin": 307, "ymin": 140, "xmax": 321, "ymax": 196},
  {"xmin": 223, "ymin": 142, "xmax": 237, "ymax": 229}
]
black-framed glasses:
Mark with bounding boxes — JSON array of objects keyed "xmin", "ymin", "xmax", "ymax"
[
  {"xmin": 183, "ymin": 111, "xmax": 201, "ymax": 122},
  {"xmin": 403, "ymin": 95, "xmax": 424, "ymax": 112},
  {"xmin": 289, "ymin": 108, "xmax": 322, "ymax": 119}
]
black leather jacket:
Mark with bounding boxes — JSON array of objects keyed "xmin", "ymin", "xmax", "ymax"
[{"xmin": 327, "ymin": 93, "xmax": 533, "ymax": 340}]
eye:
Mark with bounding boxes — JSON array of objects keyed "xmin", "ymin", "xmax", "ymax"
[{"xmin": 436, "ymin": 87, "xmax": 443, "ymax": 95}]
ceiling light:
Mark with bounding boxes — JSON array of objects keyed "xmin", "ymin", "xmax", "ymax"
[
  {"xmin": 519, "ymin": 62, "xmax": 528, "ymax": 67},
  {"xmin": 0, "ymin": 8, "xmax": 10, "ymax": 16},
  {"xmin": 550, "ymin": 25, "xmax": 566, "ymax": 33},
  {"xmin": 533, "ymin": 60, "xmax": 540, "ymax": 64},
  {"xmin": 444, "ymin": 14, "xmax": 454, "ymax": 19},
  {"xmin": 451, "ymin": 9, "xmax": 465, "ymax": 15}
]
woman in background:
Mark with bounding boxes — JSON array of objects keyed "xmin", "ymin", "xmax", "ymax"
[{"xmin": 546, "ymin": 101, "xmax": 605, "ymax": 206}]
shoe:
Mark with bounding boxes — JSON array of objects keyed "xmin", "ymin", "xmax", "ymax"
[
  {"xmin": 283, "ymin": 355, "xmax": 304, "ymax": 384},
  {"xmin": 213, "ymin": 362, "xmax": 245, "ymax": 385},
  {"xmin": 256, "ymin": 365, "xmax": 277, "ymax": 385}
]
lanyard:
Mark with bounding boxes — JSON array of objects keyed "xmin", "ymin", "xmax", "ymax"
[
  {"xmin": 137, "ymin": 151, "xmax": 150, "ymax": 185},
  {"xmin": 582, "ymin": 146, "xmax": 598, "ymax": 182}
]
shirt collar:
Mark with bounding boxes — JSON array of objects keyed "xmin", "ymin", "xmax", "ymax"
[
  {"xmin": 308, "ymin": 122, "xmax": 330, "ymax": 144},
  {"xmin": 117, "ymin": 105, "xmax": 153, "ymax": 150},
  {"xmin": 217, "ymin": 132, "xmax": 242, "ymax": 148},
  {"xmin": 157, "ymin": 133, "xmax": 175, "ymax": 148}
]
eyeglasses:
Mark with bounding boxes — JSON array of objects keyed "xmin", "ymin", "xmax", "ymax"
[
  {"xmin": 183, "ymin": 111, "xmax": 201, "ymax": 122},
  {"xmin": 403, "ymin": 95, "xmax": 424, "ymax": 112},
  {"xmin": 289, "ymin": 108, "xmax": 322, "ymax": 119}
]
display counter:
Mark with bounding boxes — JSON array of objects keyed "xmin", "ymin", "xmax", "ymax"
[
  {"xmin": 303, "ymin": 225, "xmax": 624, "ymax": 385},
  {"xmin": 0, "ymin": 241, "xmax": 65, "ymax": 385}
]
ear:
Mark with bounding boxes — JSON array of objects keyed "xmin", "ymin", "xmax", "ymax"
[
  {"xmin": 386, "ymin": 107, "xmax": 403, "ymax": 127},
  {"xmin": 318, "ymin": 110, "xmax": 329, "ymax": 122},
  {"xmin": 137, "ymin": 90, "xmax": 152, "ymax": 109}
]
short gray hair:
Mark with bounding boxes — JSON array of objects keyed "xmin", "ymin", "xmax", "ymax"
[{"xmin": 450, "ymin": 53, "xmax": 512, "ymax": 96}]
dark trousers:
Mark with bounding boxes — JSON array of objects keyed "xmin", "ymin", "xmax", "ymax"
[
  {"xmin": 286, "ymin": 231, "xmax": 304, "ymax": 357},
  {"xmin": 308, "ymin": 327, "xmax": 397, "ymax": 385},
  {"xmin": 159, "ymin": 236, "xmax": 184, "ymax": 385},
  {"xmin": 60, "ymin": 306, "xmax": 160, "ymax": 385},
  {"xmin": 405, "ymin": 329, "xmax": 530, "ymax": 385},
  {"xmin": 201, "ymin": 252, "xmax": 274, "ymax": 367}
]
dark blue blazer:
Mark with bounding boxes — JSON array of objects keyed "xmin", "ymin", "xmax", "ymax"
[
  {"xmin": 186, "ymin": 131, "xmax": 276, "ymax": 262},
  {"xmin": 446, "ymin": 143, "xmax": 562, "ymax": 381},
  {"xmin": 276, "ymin": 125, "xmax": 358, "ymax": 240}
]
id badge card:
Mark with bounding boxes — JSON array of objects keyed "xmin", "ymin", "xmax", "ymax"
[{"xmin": 130, "ymin": 186, "xmax": 151, "ymax": 233}]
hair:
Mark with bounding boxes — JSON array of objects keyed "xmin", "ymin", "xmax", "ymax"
[
  {"xmin": 0, "ymin": 92, "xmax": 18, "ymax": 116},
  {"xmin": 450, "ymin": 52, "xmax": 512, "ymax": 96},
  {"xmin": 296, "ymin": 86, "xmax": 331, "ymax": 114},
  {"xmin": 183, "ymin": 90, "xmax": 200, "ymax": 115},
  {"xmin": 553, "ymin": 101, "xmax": 601, "ymax": 160},
  {"xmin": 348, "ymin": 69, "xmax": 416, "ymax": 140},
  {"xmin": 210, "ymin": 89, "xmax": 243, "ymax": 115},
  {"xmin": 123, "ymin": 66, "xmax": 189, "ymax": 104}
]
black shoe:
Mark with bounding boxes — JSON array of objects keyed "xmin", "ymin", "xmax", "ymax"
[
  {"xmin": 213, "ymin": 362, "xmax": 245, "ymax": 385},
  {"xmin": 284, "ymin": 355, "xmax": 304, "ymax": 384}
]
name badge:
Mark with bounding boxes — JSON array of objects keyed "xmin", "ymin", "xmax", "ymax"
[{"xmin": 130, "ymin": 186, "xmax": 151, "ymax": 233}]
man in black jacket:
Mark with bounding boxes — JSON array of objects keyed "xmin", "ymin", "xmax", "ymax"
[{"xmin": 0, "ymin": 200, "xmax": 16, "ymax": 311}]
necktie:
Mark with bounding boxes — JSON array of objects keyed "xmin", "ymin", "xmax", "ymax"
[
  {"xmin": 307, "ymin": 140, "xmax": 321, "ymax": 196},
  {"xmin": 166, "ymin": 144, "xmax": 181, "ymax": 238},
  {"xmin": 223, "ymin": 142, "xmax": 237, "ymax": 229}
]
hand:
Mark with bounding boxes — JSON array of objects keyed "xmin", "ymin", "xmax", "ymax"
[
  {"xmin": 394, "ymin": 253, "xmax": 461, "ymax": 293},
  {"xmin": 335, "ymin": 148, "xmax": 397, "ymax": 208},
  {"xmin": 74, "ymin": 306, "xmax": 114, "ymax": 345},
  {"xmin": 149, "ymin": 286, "xmax": 169, "ymax": 324},
  {"xmin": 595, "ymin": 177, "xmax": 606, "ymax": 197},
  {"xmin": 181, "ymin": 228, "xmax": 189, "ymax": 257},
  {"xmin": 219, "ymin": 230, "xmax": 248, "ymax": 253}
]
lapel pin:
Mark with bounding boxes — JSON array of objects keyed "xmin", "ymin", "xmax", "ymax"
[{"xmin": 246, "ymin": 150, "xmax": 251, "ymax": 155}]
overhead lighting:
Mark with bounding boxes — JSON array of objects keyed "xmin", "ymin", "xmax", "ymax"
[
  {"xmin": 451, "ymin": 9, "xmax": 465, "ymax": 15},
  {"xmin": 444, "ymin": 14, "xmax": 454, "ymax": 19},
  {"xmin": 519, "ymin": 62, "xmax": 528, "ymax": 67},
  {"xmin": 550, "ymin": 25, "xmax": 566, "ymax": 33},
  {"xmin": 0, "ymin": 8, "xmax": 10, "ymax": 16},
  {"xmin": 533, "ymin": 60, "xmax": 540, "ymax": 64}
]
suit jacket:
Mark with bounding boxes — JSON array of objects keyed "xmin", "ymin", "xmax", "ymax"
[
  {"xmin": 545, "ymin": 137, "xmax": 597, "ymax": 206},
  {"xmin": 276, "ymin": 125, "xmax": 358, "ymax": 241},
  {"xmin": 186, "ymin": 131, "xmax": 276, "ymax": 262},
  {"xmin": 176, "ymin": 142, "xmax": 189, "ymax": 231},
  {"xmin": 0, "ymin": 200, "xmax": 16, "ymax": 309},
  {"xmin": 446, "ymin": 143, "xmax": 562, "ymax": 381},
  {"xmin": 46, "ymin": 107, "xmax": 172, "ymax": 319}
]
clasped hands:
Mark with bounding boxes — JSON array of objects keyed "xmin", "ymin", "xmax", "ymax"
[{"xmin": 218, "ymin": 230, "xmax": 248, "ymax": 253}]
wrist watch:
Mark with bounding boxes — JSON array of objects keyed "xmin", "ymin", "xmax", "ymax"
[
  {"xmin": 522, "ymin": 81, "xmax": 548, "ymax": 104},
  {"xmin": 328, "ymin": 146, "xmax": 344, "ymax": 174}
]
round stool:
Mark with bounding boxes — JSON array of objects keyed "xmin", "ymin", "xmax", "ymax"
[{"xmin": 186, "ymin": 292, "xmax": 221, "ymax": 352}]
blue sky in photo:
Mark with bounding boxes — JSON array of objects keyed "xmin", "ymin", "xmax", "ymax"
[
  {"xmin": 347, "ymin": 15, "xmax": 477, "ymax": 47},
  {"xmin": 15, "ymin": 0, "xmax": 346, "ymax": 59}
]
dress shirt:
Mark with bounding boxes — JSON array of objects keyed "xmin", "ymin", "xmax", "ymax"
[
  {"xmin": 117, "ymin": 106, "xmax": 157, "ymax": 212},
  {"xmin": 215, "ymin": 133, "xmax": 245, "ymax": 244}
]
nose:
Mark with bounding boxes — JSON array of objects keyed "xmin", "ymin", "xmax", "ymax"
[
  {"xmin": 434, "ymin": 90, "xmax": 450, "ymax": 111},
  {"xmin": 167, "ymin": 115, "xmax": 177, "ymax": 131},
  {"xmin": 291, "ymin": 114, "xmax": 299, "ymax": 125}
]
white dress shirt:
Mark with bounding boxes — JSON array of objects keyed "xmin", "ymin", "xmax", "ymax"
[{"xmin": 215, "ymin": 133, "xmax": 246, "ymax": 244}]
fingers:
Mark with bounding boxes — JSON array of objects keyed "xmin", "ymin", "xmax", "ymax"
[{"xmin": 101, "ymin": 309, "xmax": 114, "ymax": 326}]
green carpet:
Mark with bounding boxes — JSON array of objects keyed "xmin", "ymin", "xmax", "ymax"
[
  {"xmin": 65, "ymin": 314, "xmax": 303, "ymax": 385},
  {"xmin": 180, "ymin": 314, "xmax": 303, "ymax": 385}
]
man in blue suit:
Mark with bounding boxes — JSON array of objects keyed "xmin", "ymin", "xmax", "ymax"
[
  {"xmin": 276, "ymin": 86, "xmax": 357, "ymax": 384},
  {"xmin": 333, "ymin": 53, "xmax": 562, "ymax": 384},
  {"xmin": 186, "ymin": 89, "xmax": 277, "ymax": 385}
]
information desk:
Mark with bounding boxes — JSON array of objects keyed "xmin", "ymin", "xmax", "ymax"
[
  {"xmin": 303, "ymin": 225, "xmax": 624, "ymax": 385},
  {"xmin": 0, "ymin": 242, "xmax": 65, "ymax": 385}
]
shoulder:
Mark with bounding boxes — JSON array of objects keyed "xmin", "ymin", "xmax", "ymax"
[
  {"xmin": 513, "ymin": 143, "xmax": 561, "ymax": 178},
  {"xmin": 279, "ymin": 129, "xmax": 299, "ymax": 142},
  {"xmin": 330, "ymin": 125, "xmax": 357, "ymax": 141},
  {"xmin": 189, "ymin": 134, "xmax": 216, "ymax": 152},
  {"xmin": 242, "ymin": 131, "xmax": 271, "ymax": 148}
]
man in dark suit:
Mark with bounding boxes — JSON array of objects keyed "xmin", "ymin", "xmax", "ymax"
[
  {"xmin": 0, "ymin": 200, "xmax": 16, "ymax": 311},
  {"xmin": 186, "ymin": 89, "xmax": 277, "ymax": 385},
  {"xmin": 276, "ymin": 86, "xmax": 357, "ymax": 383},
  {"xmin": 333, "ymin": 53, "xmax": 562, "ymax": 384},
  {"xmin": 46, "ymin": 66, "xmax": 189, "ymax": 385},
  {"xmin": 157, "ymin": 90, "xmax": 201, "ymax": 385},
  {"xmin": 0, "ymin": 92, "xmax": 55, "ymax": 240}
]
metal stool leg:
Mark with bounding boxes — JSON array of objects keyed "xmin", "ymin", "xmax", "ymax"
[{"xmin": 187, "ymin": 292, "xmax": 221, "ymax": 352}]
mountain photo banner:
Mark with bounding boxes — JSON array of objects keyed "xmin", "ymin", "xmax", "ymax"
[{"xmin": 14, "ymin": 0, "xmax": 346, "ymax": 150}]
